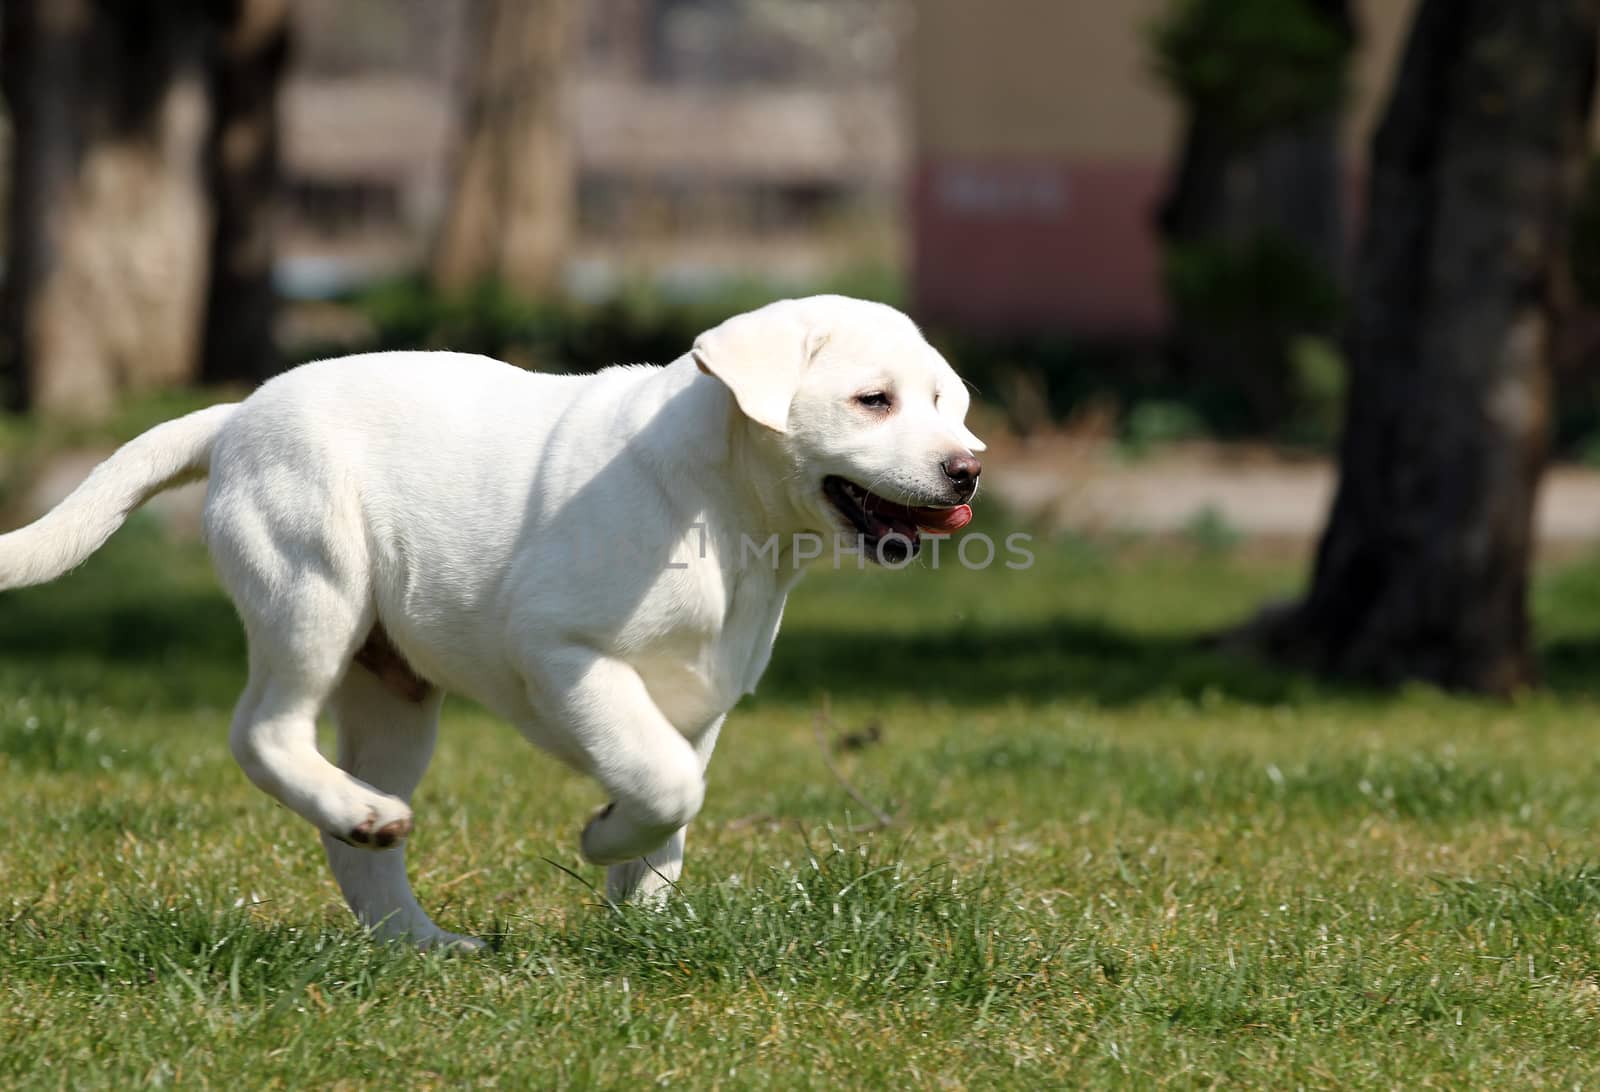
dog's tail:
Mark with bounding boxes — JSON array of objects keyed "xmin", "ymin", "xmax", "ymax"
[{"xmin": 0, "ymin": 403, "xmax": 239, "ymax": 590}]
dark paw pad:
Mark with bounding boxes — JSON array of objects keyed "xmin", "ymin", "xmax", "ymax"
[
  {"xmin": 373, "ymin": 817, "xmax": 412, "ymax": 848},
  {"xmin": 345, "ymin": 815, "xmax": 411, "ymax": 848}
]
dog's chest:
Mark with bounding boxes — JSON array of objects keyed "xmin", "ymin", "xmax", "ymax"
[{"xmin": 634, "ymin": 566, "xmax": 788, "ymax": 736}]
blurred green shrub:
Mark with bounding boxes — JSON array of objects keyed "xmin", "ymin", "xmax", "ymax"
[
  {"xmin": 1122, "ymin": 399, "xmax": 1210, "ymax": 458},
  {"xmin": 1182, "ymin": 505, "xmax": 1242, "ymax": 555},
  {"xmin": 1162, "ymin": 231, "xmax": 1345, "ymax": 437},
  {"xmin": 1151, "ymin": 0, "xmax": 1349, "ymax": 140},
  {"xmin": 318, "ymin": 259, "xmax": 1580, "ymax": 462},
  {"xmin": 1163, "ymin": 233, "xmax": 1342, "ymax": 337},
  {"xmin": 348, "ymin": 266, "xmax": 905, "ymax": 375},
  {"xmin": 336, "ymin": 271, "xmax": 1345, "ymax": 450},
  {"xmin": 1284, "ymin": 334, "xmax": 1347, "ymax": 446}
]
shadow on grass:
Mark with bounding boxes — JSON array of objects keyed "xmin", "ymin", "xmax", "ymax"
[
  {"xmin": 0, "ymin": 519, "xmax": 246, "ymax": 709},
  {"xmin": 757, "ymin": 616, "xmax": 1337, "ymax": 708},
  {"xmin": 7, "ymin": 606, "xmax": 1326, "ymax": 712},
  {"xmin": 0, "ymin": 589, "xmax": 243, "ymax": 668},
  {"xmin": 765, "ymin": 621, "xmax": 1600, "ymax": 709},
  {"xmin": 22, "ymin": 500, "xmax": 1600, "ymax": 715},
  {"xmin": 0, "ymin": 528, "xmax": 1352, "ymax": 712},
  {"xmin": 2, "ymin": 579, "xmax": 1337, "ymax": 712},
  {"xmin": 1536, "ymin": 638, "xmax": 1600, "ymax": 700},
  {"xmin": 0, "ymin": 518, "xmax": 1365, "ymax": 711}
]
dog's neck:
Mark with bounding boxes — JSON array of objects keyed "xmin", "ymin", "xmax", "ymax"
[{"xmin": 638, "ymin": 356, "xmax": 813, "ymax": 542}]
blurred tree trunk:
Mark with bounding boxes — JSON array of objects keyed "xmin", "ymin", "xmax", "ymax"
[
  {"xmin": 1156, "ymin": 0, "xmax": 1354, "ymax": 429},
  {"xmin": 432, "ymin": 0, "xmax": 574, "ymax": 297},
  {"xmin": 1248, "ymin": 0, "xmax": 1599, "ymax": 694},
  {"xmin": 1, "ymin": 0, "xmax": 216, "ymax": 417},
  {"xmin": 200, "ymin": 0, "xmax": 291, "ymax": 385}
]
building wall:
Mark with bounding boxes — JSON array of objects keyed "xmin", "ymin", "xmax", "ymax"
[{"xmin": 911, "ymin": 0, "xmax": 1420, "ymax": 335}]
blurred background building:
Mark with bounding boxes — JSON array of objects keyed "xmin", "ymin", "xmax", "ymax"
[
  {"xmin": 279, "ymin": 0, "xmax": 906, "ymax": 301},
  {"xmin": 912, "ymin": 0, "xmax": 1414, "ymax": 336},
  {"xmin": 270, "ymin": 0, "xmax": 1432, "ymax": 328},
  {"xmin": 0, "ymin": 0, "xmax": 1454, "ymax": 387}
]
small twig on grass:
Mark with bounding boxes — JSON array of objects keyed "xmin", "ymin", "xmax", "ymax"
[
  {"xmin": 813, "ymin": 694, "xmax": 895, "ymax": 831},
  {"xmin": 435, "ymin": 868, "xmax": 486, "ymax": 892}
]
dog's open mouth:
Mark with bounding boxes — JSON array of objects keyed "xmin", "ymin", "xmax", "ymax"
[{"xmin": 823, "ymin": 475, "xmax": 972, "ymax": 562}]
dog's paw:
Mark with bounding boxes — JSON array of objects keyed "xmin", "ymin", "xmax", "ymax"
[
  {"xmin": 417, "ymin": 931, "xmax": 488, "ymax": 955},
  {"xmin": 607, "ymin": 856, "xmax": 680, "ymax": 907},
  {"xmin": 580, "ymin": 802, "xmax": 624, "ymax": 864},
  {"xmin": 338, "ymin": 807, "xmax": 413, "ymax": 851},
  {"xmin": 581, "ymin": 801, "xmax": 683, "ymax": 866}
]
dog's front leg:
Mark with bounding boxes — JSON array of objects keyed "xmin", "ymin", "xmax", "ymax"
[
  {"xmin": 524, "ymin": 649, "xmax": 706, "ymax": 867},
  {"xmin": 606, "ymin": 716, "xmax": 723, "ymax": 905}
]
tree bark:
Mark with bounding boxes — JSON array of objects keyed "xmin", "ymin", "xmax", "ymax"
[
  {"xmin": 432, "ymin": 0, "xmax": 574, "ymax": 297},
  {"xmin": 1, "ymin": 0, "xmax": 216, "ymax": 417},
  {"xmin": 200, "ymin": 0, "xmax": 291, "ymax": 385},
  {"xmin": 1258, "ymin": 0, "xmax": 1599, "ymax": 694}
]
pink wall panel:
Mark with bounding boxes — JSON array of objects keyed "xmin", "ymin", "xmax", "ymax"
[{"xmin": 912, "ymin": 158, "xmax": 1170, "ymax": 337}]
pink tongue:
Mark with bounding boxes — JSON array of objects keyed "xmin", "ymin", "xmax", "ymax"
[{"xmin": 911, "ymin": 503, "xmax": 972, "ymax": 533}]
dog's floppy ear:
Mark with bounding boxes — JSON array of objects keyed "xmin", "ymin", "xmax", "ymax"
[{"xmin": 692, "ymin": 302, "xmax": 814, "ymax": 433}]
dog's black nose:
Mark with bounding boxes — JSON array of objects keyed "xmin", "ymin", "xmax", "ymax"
[{"xmin": 943, "ymin": 453, "xmax": 982, "ymax": 493}]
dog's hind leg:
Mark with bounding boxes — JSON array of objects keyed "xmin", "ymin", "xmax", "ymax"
[
  {"xmin": 210, "ymin": 476, "xmax": 419, "ymax": 850},
  {"xmin": 320, "ymin": 667, "xmax": 476, "ymax": 949},
  {"xmin": 225, "ymin": 584, "xmax": 416, "ymax": 850}
]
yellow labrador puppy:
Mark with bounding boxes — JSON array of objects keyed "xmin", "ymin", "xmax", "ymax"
[{"xmin": 0, "ymin": 295, "xmax": 984, "ymax": 948}]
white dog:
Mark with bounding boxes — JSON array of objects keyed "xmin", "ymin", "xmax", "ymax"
[{"xmin": 0, "ymin": 295, "xmax": 984, "ymax": 948}]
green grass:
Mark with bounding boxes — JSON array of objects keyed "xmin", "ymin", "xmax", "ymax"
[{"xmin": 11, "ymin": 519, "xmax": 1600, "ymax": 1086}]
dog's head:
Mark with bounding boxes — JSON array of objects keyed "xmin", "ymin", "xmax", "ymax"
[{"xmin": 693, "ymin": 295, "xmax": 985, "ymax": 563}]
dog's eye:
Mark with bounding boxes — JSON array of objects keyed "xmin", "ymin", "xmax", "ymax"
[{"xmin": 855, "ymin": 391, "xmax": 893, "ymax": 410}]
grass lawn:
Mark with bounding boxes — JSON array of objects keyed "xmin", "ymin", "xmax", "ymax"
[{"xmin": 8, "ymin": 513, "xmax": 1600, "ymax": 1087}]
